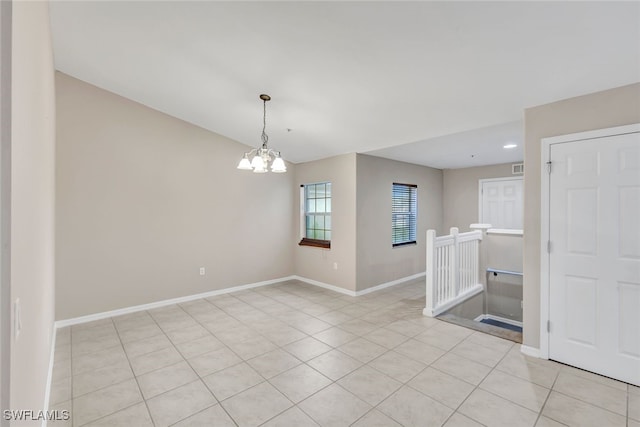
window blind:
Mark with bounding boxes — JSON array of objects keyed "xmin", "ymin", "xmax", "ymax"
[{"xmin": 392, "ymin": 183, "xmax": 417, "ymax": 246}]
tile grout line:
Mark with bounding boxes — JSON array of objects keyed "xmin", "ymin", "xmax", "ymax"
[
  {"xmin": 425, "ymin": 338, "xmax": 517, "ymax": 427},
  {"xmin": 67, "ymin": 283, "xmax": 471, "ymax": 425},
  {"xmin": 63, "ymin": 280, "xmax": 634, "ymax": 427},
  {"xmin": 196, "ymin": 287, "xmax": 376, "ymax": 425},
  {"xmin": 338, "ymin": 317, "xmax": 470, "ymax": 426},
  {"xmin": 144, "ymin": 304, "xmax": 225, "ymax": 426},
  {"xmin": 172, "ymin": 295, "xmax": 293, "ymax": 425},
  {"xmin": 69, "ymin": 318, "xmax": 143, "ymax": 427},
  {"xmin": 202, "ymin": 282, "xmax": 418, "ymax": 426},
  {"xmin": 534, "ymin": 370, "xmax": 566, "ymax": 427},
  {"xmin": 550, "ymin": 365, "xmax": 632, "ymax": 420},
  {"xmin": 350, "ymin": 330, "xmax": 438, "ymax": 423},
  {"xmin": 178, "ymin": 299, "xmax": 299, "ymax": 427},
  {"xmin": 120, "ymin": 312, "xmax": 184, "ymax": 427}
]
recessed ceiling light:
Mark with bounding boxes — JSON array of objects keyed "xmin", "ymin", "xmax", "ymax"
[{"xmin": 503, "ymin": 144, "xmax": 518, "ymax": 149}]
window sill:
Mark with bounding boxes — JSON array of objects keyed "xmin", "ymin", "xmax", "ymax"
[
  {"xmin": 487, "ymin": 228, "xmax": 523, "ymax": 236},
  {"xmin": 392, "ymin": 241, "xmax": 417, "ymax": 248},
  {"xmin": 299, "ymin": 238, "xmax": 331, "ymax": 249}
]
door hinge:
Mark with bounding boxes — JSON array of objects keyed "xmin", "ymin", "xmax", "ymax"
[
  {"xmin": 547, "ymin": 240, "xmax": 551, "ymax": 253},
  {"xmin": 546, "ymin": 161, "xmax": 552, "ymax": 174},
  {"xmin": 547, "ymin": 320, "xmax": 551, "ymax": 333}
]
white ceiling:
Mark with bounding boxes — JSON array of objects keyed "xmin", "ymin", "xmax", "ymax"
[
  {"xmin": 49, "ymin": 1, "xmax": 640, "ymax": 169},
  {"xmin": 367, "ymin": 120, "xmax": 523, "ymax": 170}
]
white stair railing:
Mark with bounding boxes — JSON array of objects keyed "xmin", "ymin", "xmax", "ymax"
[{"xmin": 423, "ymin": 227, "xmax": 483, "ymax": 317}]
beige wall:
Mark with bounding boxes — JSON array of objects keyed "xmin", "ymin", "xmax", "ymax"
[
  {"xmin": 442, "ymin": 161, "xmax": 523, "ymax": 283},
  {"xmin": 356, "ymin": 154, "xmax": 443, "ymax": 292},
  {"xmin": 482, "ymin": 234, "xmax": 523, "ymax": 274},
  {"xmin": 442, "ymin": 163, "xmax": 515, "ymax": 232},
  {"xmin": 523, "ymin": 82, "xmax": 640, "ymax": 348},
  {"xmin": 293, "ymin": 154, "xmax": 357, "ymax": 292},
  {"xmin": 55, "ymin": 73, "xmax": 295, "ymax": 319},
  {"xmin": 11, "ymin": 0, "xmax": 56, "ymax": 418}
]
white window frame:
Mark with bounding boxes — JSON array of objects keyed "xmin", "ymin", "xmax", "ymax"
[{"xmin": 299, "ymin": 182, "xmax": 331, "ymax": 248}]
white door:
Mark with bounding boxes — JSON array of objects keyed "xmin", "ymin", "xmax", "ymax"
[
  {"xmin": 480, "ymin": 178, "xmax": 523, "ymax": 230},
  {"xmin": 548, "ymin": 130, "xmax": 640, "ymax": 385}
]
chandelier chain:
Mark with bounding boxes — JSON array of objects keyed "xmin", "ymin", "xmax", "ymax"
[{"xmin": 261, "ymin": 98, "xmax": 268, "ymax": 146}]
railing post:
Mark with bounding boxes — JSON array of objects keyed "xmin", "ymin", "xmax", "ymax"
[
  {"xmin": 450, "ymin": 227, "xmax": 459, "ymax": 298},
  {"xmin": 423, "ymin": 229, "xmax": 436, "ymax": 317},
  {"xmin": 474, "ymin": 237, "xmax": 480, "ymax": 287}
]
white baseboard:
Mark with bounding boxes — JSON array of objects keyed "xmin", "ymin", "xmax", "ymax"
[
  {"xmin": 55, "ymin": 272, "xmax": 426, "ymax": 328},
  {"xmin": 474, "ymin": 314, "xmax": 523, "ymax": 328},
  {"xmin": 55, "ymin": 276, "xmax": 296, "ymax": 328},
  {"xmin": 42, "ymin": 322, "xmax": 56, "ymax": 427},
  {"xmin": 292, "ymin": 275, "xmax": 357, "ymax": 296},
  {"xmin": 356, "ymin": 272, "xmax": 426, "ymax": 296},
  {"xmin": 520, "ymin": 344, "xmax": 542, "ymax": 358},
  {"xmin": 293, "ymin": 272, "xmax": 426, "ymax": 297}
]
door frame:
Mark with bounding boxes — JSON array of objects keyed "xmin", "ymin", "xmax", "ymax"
[
  {"xmin": 539, "ymin": 123, "xmax": 640, "ymax": 360},
  {"xmin": 0, "ymin": 0, "xmax": 11, "ymax": 422}
]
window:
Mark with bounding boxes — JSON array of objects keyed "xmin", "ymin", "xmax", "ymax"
[
  {"xmin": 392, "ymin": 183, "xmax": 417, "ymax": 247},
  {"xmin": 299, "ymin": 182, "xmax": 331, "ymax": 248},
  {"xmin": 479, "ymin": 177, "xmax": 523, "ymax": 232}
]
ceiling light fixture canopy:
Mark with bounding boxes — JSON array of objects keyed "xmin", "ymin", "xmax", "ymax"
[{"xmin": 237, "ymin": 94, "xmax": 287, "ymax": 173}]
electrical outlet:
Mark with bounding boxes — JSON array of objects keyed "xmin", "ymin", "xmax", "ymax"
[
  {"xmin": 199, "ymin": 267, "xmax": 205, "ymax": 276},
  {"xmin": 333, "ymin": 262, "xmax": 338, "ymax": 270}
]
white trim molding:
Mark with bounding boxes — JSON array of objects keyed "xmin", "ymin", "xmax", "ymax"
[
  {"xmin": 520, "ymin": 345, "xmax": 541, "ymax": 359},
  {"xmin": 55, "ymin": 276, "xmax": 297, "ymax": 328},
  {"xmin": 42, "ymin": 323, "xmax": 56, "ymax": 427},
  {"xmin": 486, "ymin": 228, "xmax": 523, "ymax": 236},
  {"xmin": 56, "ymin": 272, "xmax": 427, "ymax": 328},
  {"xmin": 293, "ymin": 272, "xmax": 426, "ymax": 298},
  {"xmin": 356, "ymin": 272, "xmax": 425, "ymax": 296},
  {"xmin": 292, "ymin": 275, "xmax": 356, "ymax": 296},
  {"xmin": 539, "ymin": 123, "xmax": 640, "ymax": 361}
]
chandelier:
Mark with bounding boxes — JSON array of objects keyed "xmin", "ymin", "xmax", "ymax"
[{"xmin": 237, "ymin": 94, "xmax": 287, "ymax": 173}]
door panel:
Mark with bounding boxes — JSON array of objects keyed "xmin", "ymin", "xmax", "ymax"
[
  {"xmin": 481, "ymin": 178, "xmax": 523, "ymax": 229},
  {"xmin": 549, "ymin": 131, "xmax": 640, "ymax": 386},
  {"xmin": 618, "ymin": 282, "xmax": 640, "ymax": 358},
  {"xmin": 564, "ymin": 275, "xmax": 597, "ymax": 347},
  {"xmin": 566, "ymin": 188, "xmax": 598, "ymax": 255},
  {"xmin": 619, "ymin": 186, "xmax": 640, "ymax": 258}
]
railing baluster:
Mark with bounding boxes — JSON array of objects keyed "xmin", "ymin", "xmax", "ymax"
[{"xmin": 424, "ymin": 228, "xmax": 483, "ymax": 317}]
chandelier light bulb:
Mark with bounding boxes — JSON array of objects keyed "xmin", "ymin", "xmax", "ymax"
[
  {"xmin": 251, "ymin": 154, "xmax": 264, "ymax": 170},
  {"xmin": 237, "ymin": 154, "xmax": 252, "ymax": 170},
  {"xmin": 271, "ymin": 156, "xmax": 287, "ymax": 173}
]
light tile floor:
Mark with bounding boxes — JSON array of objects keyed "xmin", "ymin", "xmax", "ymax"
[{"xmin": 49, "ymin": 279, "xmax": 640, "ymax": 427}]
